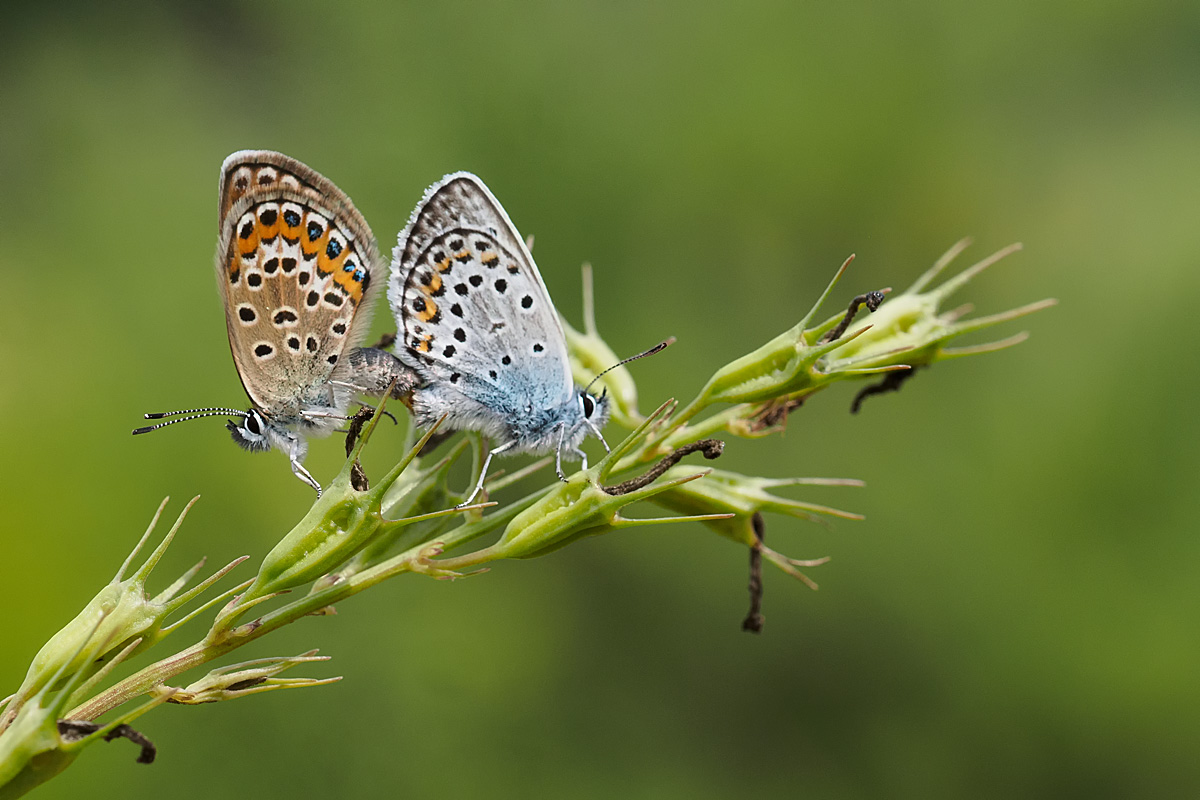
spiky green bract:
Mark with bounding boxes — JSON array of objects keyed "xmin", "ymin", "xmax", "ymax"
[
  {"xmin": 0, "ymin": 499, "xmax": 242, "ymax": 735},
  {"xmin": 233, "ymin": 413, "xmax": 450, "ymax": 608},
  {"xmin": 817, "ymin": 241, "xmax": 1057, "ymax": 372},
  {"xmin": 0, "ymin": 611, "xmax": 174, "ymax": 799},
  {"xmin": 650, "ymin": 467, "xmax": 866, "ymax": 588},
  {"xmin": 152, "ymin": 651, "xmax": 339, "ymax": 705}
]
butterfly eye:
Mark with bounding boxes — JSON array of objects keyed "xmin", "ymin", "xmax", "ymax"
[
  {"xmin": 581, "ymin": 393, "xmax": 595, "ymax": 418},
  {"xmin": 245, "ymin": 411, "xmax": 262, "ymax": 436}
]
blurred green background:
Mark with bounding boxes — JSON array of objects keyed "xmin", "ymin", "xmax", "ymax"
[{"xmin": 1, "ymin": 1, "xmax": 1197, "ymax": 797}]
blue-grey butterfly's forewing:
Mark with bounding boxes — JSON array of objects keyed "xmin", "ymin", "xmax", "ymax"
[
  {"xmin": 388, "ymin": 173, "xmax": 612, "ymax": 503},
  {"xmin": 388, "ymin": 174, "xmax": 574, "ymax": 424}
]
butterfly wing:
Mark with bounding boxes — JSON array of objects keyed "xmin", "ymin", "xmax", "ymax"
[
  {"xmin": 215, "ymin": 151, "xmax": 380, "ymax": 417},
  {"xmin": 387, "ymin": 173, "xmax": 575, "ymax": 425}
]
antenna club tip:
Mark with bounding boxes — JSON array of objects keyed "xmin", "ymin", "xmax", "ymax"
[
  {"xmin": 661, "ymin": 336, "xmax": 677, "ymax": 348},
  {"xmin": 132, "ymin": 427, "xmax": 153, "ymax": 435}
]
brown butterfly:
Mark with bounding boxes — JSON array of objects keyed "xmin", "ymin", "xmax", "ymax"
[{"xmin": 134, "ymin": 151, "xmax": 414, "ymax": 494}]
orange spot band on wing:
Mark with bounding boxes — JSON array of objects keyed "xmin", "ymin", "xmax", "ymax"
[
  {"xmin": 306, "ymin": 230, "xmax": 331, "ymax": 274},
  {"xmin": 318, "ymin": 244, "xmax": 349, "ymax": 280},
  {"xmin": 280, "ymin": 212, "xmax": 301, "ymax": 242},
  {"xmin": 258, "ymin": 211, "xmax": 280, "ymax": 242},
  {"xmin": 417, "ymin": 296, "xmax": 439, "ymax": 322},
  {"xmin": 237, "ymin": 225, "xmax": 259, "ymax": 258},
  {"xmin": 331, "ymin": 256, "xmax": 365, "ymax": 305}
]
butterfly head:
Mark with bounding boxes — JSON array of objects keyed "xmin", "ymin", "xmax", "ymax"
[
  {"xmin": 578, "ymin": 387, "xmax": 610, "ymax": 431},
  {"xmin": 225, "ymin": 408, "xmax": 273, "ymax": 453}
]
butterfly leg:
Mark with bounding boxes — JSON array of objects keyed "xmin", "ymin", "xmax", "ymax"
[
  {"xmin": 555, "ymin": 425, "xmax": 569, "ymax": 482},
  {"xmin": 574, "ymin": 448, "xmax": 589, "ymax": 471},
  {"xmin": 460, "ymin": 440, "xmax": 514, "ymax": 507},
  {"xmin": 290, "ymin": 457, "xmax": 323, "ymax": 497},
  {"xmin": 584, "ymin": 419, "xmax": 610, "ymax": 454},
  {"xmin": 301, "ymin": 410, "xmax": 355, "ymax": 422}
]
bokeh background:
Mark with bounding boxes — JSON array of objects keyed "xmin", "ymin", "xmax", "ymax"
[{"xmin": 1, "ymin": 1, "xmax": 1197, "ymax": 797}]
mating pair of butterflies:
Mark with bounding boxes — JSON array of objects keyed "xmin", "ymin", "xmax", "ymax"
[{"xmin": 136, "ymin": 151, "xmax": 612, "ymax": 500}]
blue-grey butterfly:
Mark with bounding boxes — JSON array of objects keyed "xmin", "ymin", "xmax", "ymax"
[
  {"xmin": 387, "ymin": 173, "xmax": 613, "ymax": 503},
  {"xmin": 134, "ymin": 150, "xmax": 414, "ymax": 494}
]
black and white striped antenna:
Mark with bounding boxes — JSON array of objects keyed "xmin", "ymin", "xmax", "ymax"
[
  {"xmin": 584, "ymin": 337, "xmax": 675, "ymax": 396},
  {"xmin": 132, "ymin": 407, "xmax": 249, "ymax": 435}
]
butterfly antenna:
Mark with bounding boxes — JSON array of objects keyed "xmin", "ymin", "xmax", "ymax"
[
  {"xmin": 133, "ymin": 408, "xmax": 248, "ymax": 435},
  {"xmin": 584, "ymin": 337, "xmax": 676, "ymax": 395}
]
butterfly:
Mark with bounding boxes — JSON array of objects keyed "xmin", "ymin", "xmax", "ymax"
[
  {"xmin": 387, "ymin": 173, "xmax": 613, "ymax": 503},
  {"xmin": 134, "ymin": 150, "xmax": 414, "ymax": 494}
]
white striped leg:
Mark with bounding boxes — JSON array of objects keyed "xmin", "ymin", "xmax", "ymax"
[
  {"xmin": 554, "ymin": 425, "xmax": 569, "ymax": 482},
  {"xmin": 460, "ymin": 441, "xmax": 515, "ymax": 507},
  {"xmin": 290, "ymin": 457, "xmax": 322, "ymax": 497}
]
